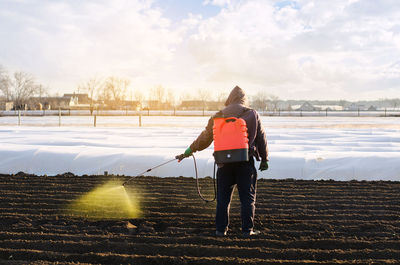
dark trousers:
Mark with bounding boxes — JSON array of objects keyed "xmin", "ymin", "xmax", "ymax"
[{"xmin": 215, "ymin": 157, "xmax": 257, "ymax": 233}]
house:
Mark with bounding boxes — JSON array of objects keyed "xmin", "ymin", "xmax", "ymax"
[
  {"xmin": 63, "ymin": 93, "xmax": 90, "ymax": 104},
  {"xmin": 45, "ymin": 97, "xmax": 72, "ymax": 110},
  {"xmin": 346, "ymin": 103, "xmax": 367, "ymax": 111},
  {"xmin": 28, "ymin": 93, "xmax": 93, "ymax": 110},
  {"xmin": 206, "ymin": 101, "xmax": 224, "ymax": 110},
  {"xmin": 179, "ymin": 100, "xmax": 205, "ymax": 110},
  {"xmin": 296, "ymin": 102, "xmax": 319, "ymax": 111},
  {"xmin": 0, "ymin": 101, "xmax": 13, "ymax": 111},
  {"xmin": 367, "ymin": 105, "xmax": 377, "ymax": 111},
  {"xmin": 121, "ymin": 100, "xmax": 140, "ymax": 110},
  {"xmin": 63, "ymin": 93, "xmax": 93, "ymax": 109},
  {"xmin": 314, "ymin": 105, "xmax": 344, "ymax": 111},
  {"xmin": 143, "ymin": 100, "xmax": 161, "ymax": 110},
  {"xmin": 28, "ymin": 96, "xmax": 73, "ymax": 110}
]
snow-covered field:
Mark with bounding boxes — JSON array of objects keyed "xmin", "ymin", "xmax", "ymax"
[{"xmin": 0, "ymin": 116, "xmax": 399, "ymax": 181}]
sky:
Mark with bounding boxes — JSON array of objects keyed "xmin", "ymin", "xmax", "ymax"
[{"xmin": 0, "ymin": 0, "xmax": 400, "ymax": 100}]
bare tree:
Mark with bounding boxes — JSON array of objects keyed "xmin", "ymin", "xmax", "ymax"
[
  {"xmin": 134, "ymin": 90, "xmax": 144, "ymax": 110},
  {"xmin": 0, "ymin": 66, "xmax": 10, "ymax": 100},
  {"xmin": 121, "ymin": 79, "xmax": 130, "ymax": 102},
  {"xmin": 105, "ymin": 77, "xmax": 122, "ymax": 102},
  {"xmin": 102, "ymin": 77, "xmax": 130, "ymax": 108},
  {"xmin": 197, "ymin": 88, "xmax": 211, "ymax": 109},
  {"xmin": 390, "ymin": 98, "xmax": 400, "ymax": 110},
  {"xmin": 166, "ymin": 88, "xmax": 176, "ymax": 109},
  {"xmin": 8, "ymin": 71, "xmax": 41, "ymax": 109},
  {"xmin": 338, "ymin": 99, "xmax": 348, "ymax": 109},
  {"xmin": 180, "ymin": 91, "xmax": 194, "ymax": 101},
  {"xmin": 37, "ymin": 84, "xmax": 49, "ymax": 99},
  {"xmin": 268, "ymin": 94, "xmax": 280, "ymax": 111},
  {"xmin": 251, "ymin": 90, "xmax": 268, "ymax": 111},
  {"xmin": 217, "ymin": 92, "xmax": 227, "ymax": 103},
  {"xmin": 150, "ymin": 85, "xmax": 166, "ymax": 109},
  {"xmin": 98, "ymin": 82, "xmax": 111, "ymax": 104},
  {"xmin": 79, "ymin": 77, "xmax": 103, "ymax": 111}
]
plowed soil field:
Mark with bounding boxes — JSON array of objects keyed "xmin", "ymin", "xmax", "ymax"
[{"xmin": 1, "ymin": 173, "xmax": 400, "ymax": 264}]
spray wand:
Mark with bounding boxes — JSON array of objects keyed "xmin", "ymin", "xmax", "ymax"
[
  {"xmin": 122, "ymin": 154, "xmax": 216, "ymax": 203},
  {"xmin": 122, "ymin": 158, "xmax": 178, "ymax": 186}
]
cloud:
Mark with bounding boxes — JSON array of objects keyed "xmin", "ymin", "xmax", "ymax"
[
  {"xmin": 0, "ymin": 0, "xmax": 183, "ymax": 91},
  {"xmin": 0, "ymin": 0, "xmax": 399, "ymax": 100},
  {"xmin": 183, "ymin": 0, "xmax": 400, "ymax": 99},
  {"xmin": 203, "ymin": 0, "xmax": 233, "ymax": 7}
]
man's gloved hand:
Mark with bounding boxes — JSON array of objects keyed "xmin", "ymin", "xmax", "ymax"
[
  {"xmin": 176, "ymin": 147, "xmax": 193, "ymax": 162},
  {"xmin": 259, "ymin": 160, "xmax": 269, "ymax": 171},
  {"xmin": 184, "ymin": 147, "xmax": 193, "ymax": 157}
]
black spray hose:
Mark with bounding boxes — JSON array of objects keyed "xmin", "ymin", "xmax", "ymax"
[{"xmin": 192, "ymin": 154, "xmax": 216, "ymax": 203}]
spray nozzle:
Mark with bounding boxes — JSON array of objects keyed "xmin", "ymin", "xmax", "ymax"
[{"xmin": 175, "ymin": 154, "xmax": 185, "ymax": 162}]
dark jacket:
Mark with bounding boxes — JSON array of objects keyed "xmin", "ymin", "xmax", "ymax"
[{"xmin": 189, "ymin": 86, "xmax": 268, "ymax": 162}]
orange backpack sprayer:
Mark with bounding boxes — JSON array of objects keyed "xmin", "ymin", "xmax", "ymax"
[{"xmin": 213, "ymin": 117, "xmax": 249, "ymax": 164}]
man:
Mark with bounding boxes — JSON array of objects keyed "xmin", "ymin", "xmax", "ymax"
[{"xmin": 179, "ymin": 86, "xmax": 268, "ymax": 237}]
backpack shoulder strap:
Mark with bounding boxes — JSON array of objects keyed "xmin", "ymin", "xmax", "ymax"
[
  {"xmin": 238, "ymin": 107, "xmax": 252, "ymax": 118},
  {"xmin": 213, "ymin": 110, "xmax": 224, "ymax": 118}
]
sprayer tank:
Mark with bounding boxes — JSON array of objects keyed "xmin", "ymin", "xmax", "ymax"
[{"xmin": 213, "ymin": 117, "xmax": 249, "ymax": 163}]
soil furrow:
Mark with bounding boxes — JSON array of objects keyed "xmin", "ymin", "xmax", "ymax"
[{"xmin": 1, "ymin": 174, "xmax": 399, "ymax": 264}]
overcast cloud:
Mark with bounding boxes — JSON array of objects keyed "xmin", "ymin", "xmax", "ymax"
[{"xmin": 0, "ymin": 0, "xmax": 399, "ymax": 100}]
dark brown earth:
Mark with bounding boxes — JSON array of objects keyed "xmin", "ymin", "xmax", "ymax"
[{"xmin": 1, "ymin": 173, "xmax": 400, "ymax": 264}]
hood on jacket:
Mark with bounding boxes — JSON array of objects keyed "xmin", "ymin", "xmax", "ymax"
[{"xmin": 224, "ymin": 86, "xmax": 248, "ymax": 106}]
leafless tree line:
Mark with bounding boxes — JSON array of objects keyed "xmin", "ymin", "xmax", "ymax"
[
  {"xmin": 78, "ymin": 77, "xmax": 163, "ymax": 110},
  {"xmin": 79, "ymin": 77, "xmax": 189, "ymax": 110},
  {"xmin": 78, "ymin": 76, "xmax": 132, "ymax": 110},
  {"xmin": 0, "ymin": 64, "xmax": 280, "ymax": 111},
  {"xmin": 251, "ymin": 91, "xmax": 281, "ymax": 112},
  {"xmin": 0, "ymin": 66, "xmax": 46, "ymax": 109}
]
